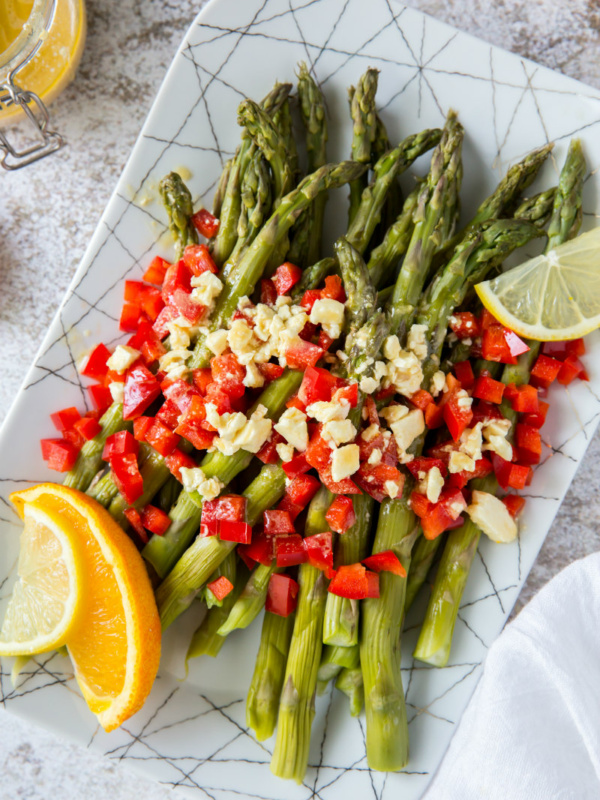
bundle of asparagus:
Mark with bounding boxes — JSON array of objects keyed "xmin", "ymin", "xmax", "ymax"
[{"xmin": 37, "ymin": 62, "xmax": 590, "ymax": 783}]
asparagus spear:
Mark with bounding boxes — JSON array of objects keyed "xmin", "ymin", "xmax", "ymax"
[
  {"xmin": 186, "ymin": 561, "xmax": 250, "ymax": 659},
  {"xmin": 386, "ymin": 111, "xmax": 464, "ymax": 341},
  {"xmin": 322, "ymin": 494, "xmax": 375, "ymax": 647},
  {"xmin": 335, "ymin": 666, "xmax": 364, "ymax": 717},
  {"xmin": 513, "ymin": 187, "xmax": 557, "ymax": 227},
  {"xmin": 217, "ymin": 562, "xmax": 282, "ymax": 636},
  {"xmin": 156, "ymin": 462, "xmax": 288, "ymax": 629},
  {"xmin": 270, "ymin": 486, "xmax": 333, "ymax": 782},
  {"xmin": 336, "ymin": 237, "xmax": 378, "ymax": 340},
  {"xmin": 404, "ymin": 535, "xmax": 440, "ymax": 611},
  {"xmin": 290, "ymin": 257, "xmax": 337, "ymax": 299},
  {"xmin": 212, "ymin": 157, "xmax": 232, "ymax": 219},
  {"xmin": 159, "ymin": 172, "xmax": 199, "ymax": 258},
  {"xmin": 370, "ymin": 113, "xmax": 404, "ymax": 244},
  {"xmin": 146, "ymin": 370, "xmax": 301, "ymax": 581},
  {"xmin": 413, "ymin": 139, "xmax": 585, "ymax": 667},
  {"xmin": 347, "ymin": 69, "xmax": 379, "ymax": 226},
  {"xmin": 204, "ymin": 549, "xmax": 237, "ymax": 609},
  {"xmin": 317, "ymin": 644, "xmax": 360, "ymax": 694},
  {"xmin": 247, "ymin": 610, "xmax": 296, "ymax": 741},
  {"xmin": 228, "ymin": 151, "xmax": 272, "ymax": 262}
]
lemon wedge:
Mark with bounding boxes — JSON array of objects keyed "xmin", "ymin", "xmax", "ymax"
[
  {"xmin": 6, "ymin": 483, "xmax": 161, "ymax": 732},
  {"xmin": 475, "ymin": 227, "xmax": 600, "ymax": 341}
]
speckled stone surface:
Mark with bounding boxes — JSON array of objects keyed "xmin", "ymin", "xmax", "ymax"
[{"xmin": 1, "ymin": 0, "xmax": 599, "ymax": 797}]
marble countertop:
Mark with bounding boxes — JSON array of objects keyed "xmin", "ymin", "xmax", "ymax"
[{"xmin": 1, "ymin": 0, "xmax": 599, "ymax": 796}]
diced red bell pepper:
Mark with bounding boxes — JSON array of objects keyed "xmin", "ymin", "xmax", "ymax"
[
  {"xmin": 558, "ymin": 355, "xmax": 588, "ymax": 385},
  {"xmin": 453, "ymin": 361, "xmax": 475, "ymax": 391},
  {"xmin": 447, "ymin": 456, "xmax": 493, "ymax": 489},
  {"xmin": 133, "ymin": 416, "xmax": 154, "ymax": 441},
  {"xmin": 124, "ymin": 281, "xmax": 165, "ymax": 321},
  {"xmin": 366, "ymin": 570, "xmax": 380, "ymax": 598},
  {"xmin": 405, "ymin": 457, "xmax": 448, "ymax": 479},
  {"xmin": 41, "ymin": 438, "xmax": 80, "ymax": 472},
  {"xmin": 81, "ymin": 343, "xmax": 111, "ymax": 382},
  {"xmin": 425, "ymin": 401, "xmax": 444, "ymax": 429},
  {"xmin": 156, "ymin": 398, "xmax": 182, "ymax": 431},
  {"xmin": 272, "ymin": 262, "xmax": 302, "ymax": 295},
  {"xmin": 183, "ymin": 244, "xmax": 218, "ymax": 276},
  {"xmin": 191, "ymin": 208, "xmax": 220, "ymax": 239},
  {"xmin": 410, "ymin": 388, "xmax": 436, "ymax": 410},
  {"xmin": 145, "ymin": 419, "xmax": 181, "ymax": 457},
  {"xmin": 502, "ymin": 494, "xmax": 526, "ymax": 518},
  {"xmin": 124, "ymin": 508, "xmax": 148, "ymax": 543},
  {"xmin": 362, "ymin": 550, "xmax": 406, "ymax": 577},
  {"xmin": 282, "ymin": 452, "xmax": 311, "ymax": 478},
  {"xmin": 169, "ymin": 288, "xmax": 205, "ymax": 325},
  {"xmin": 255, "ymin": 431, "xmax": 285, "ymax": 465},
  {"xmin": 275, "ymin": 534, "xmax": 308, "ymax": 567},
  {"xmin": 162, "ymin": 260, "xmax": 193, "ymax": 301},
  {"xmin": 355, "ymin": 463, "xmax": 404, "ymax": 503},
  {"xmin": 480, "ymin": 309, "xmax": 501, "ymax": 330},
  {"xmin": 321, "ymin": 275, "xmax": 346, "ymax": 302},
  {"xmin": 163, "ymin": 379, "xmax": 200, "ymax": 414},
  {"xmin": 119, "ymin": 302, "xmax": 141, "ymax": 333},
  {"xmin": 259, "ymin": 362, "xmax": 285, "ymax": 383},
  {"xmin": 530, "ymin": 354, "xmax": 562, "ymax": 389},
  {"xmin": 473, "ymin": 374, "xmax": 505, "ymax": 404},
  {"xmin": 542, "ymin": 338, "xmax": 586, "ymax": 360},
  {"xmin": 285, "ymin": 473, "xmax": 320, "ymax": 508},
  {"xmin": 50, "ymin": 406, "xmax": 81, "ymax": 432},
  {"xmin": 523, "ymin": 400, "xmax": 549, "ymax": 429},
  {"xmin": 102, "ymin": 430, "xmax": 139, "ymax": 460},
  {"xmin": 285, "ymin": 340, "xmax": 325, "ymax": 370},
  {"xmin": 410, "ymin": 489, "xmax": 432, "ymax": 518},
  {"xmin": 334, "ymin": 382, "xmax": 359, "ymax": 408},
  {"xmin": 506, "ymin": 383, "xmax": 539, "ymax": 413},
  {"xmin": 63, "ymin": 427, "xmax": 85, "ymax": 449},
  {"xmin": 491, "ymin": 453, "xmax": 531, "ymax": 490},
  {"xmin": 73, "ymin": 415, "xmax": 102, "ymax": 441},
  {"xmin": 165, "ymin": 448, "xmax": 197, "ymax": 482},
  {"xmin": 318, "ymin": 330, "xmax": 335, "ymax": 351},
  {"xmin": 192, "ymin": 368, "xmax": 213, "ymax": 395},
  {"xmin": 211, "ymin": 352, "xmax": 246, "ymax": 399},
  {"xmin": 88, "ymin": 384, "xmax": 113, "ymax": 413},
  {"xmin": 298, "ymin": 319, "xmax": 317, "ymax": 342},
  {"xmin": 175, "ymin": 399, "xmax": 216, "ymax": 451},
  {"xmin": 207, "ymin": 575, "xmax": 234, "ymax": 602},
  {"xmin": 266, "ymin": 573, "xmax": 299, "ymax": 617},
  {"xmin": 364, "ymin": 396, "xmax": 380, "ymax": 427},
  {"xmin": 204, "ymin": 382, "xmax": 234, "ymax": 415},
  {"xmin": 304, "ymin": 532, "xmax": 334, "ymax": 573},
  {"xmin": 375, "ymin": 385, "xmax": 397, "ymax": 402},
  {"xmin": 320, "ymin": 466, "xmax": 362, "ymax": 496},
  {"xmin": 201, "ymin": 494, "xmax": 247, "ymax": 537},
  {"xmin": 515, "ymin": 423, "xmax": 542, "ymax": 465},
  {"xmin": 140, "ymin": 504, "xmax": 171, "ymax": 536},
  {"xmin": 152, "ymin": 305, "xmax": 179, "ymax": 340},
  {"xmin": 421, "ymin": 489, "xmax": 466, "ymax": 540},
  {"xmin": 325, "ymin": 496, "xmax": 356, "ymax": 533},
  {"xmin": 239, "ymin": 529, "xmax": 275, "ymax": 566},
  {"xmin": 143, "ymin": 255, "xmax": 170, "ymax": 285},
  {"xmin": 140, "ymin": 335, "xmax": 167, "ymax": 366},
  {"xmin": 218, "ymin": 520, "xmax": 252, "ymax": 544},
  {"xmin": 328, "ymin": 563, "xmax": 370, "ymax": 600},
  {"xmin": 481, "ymin": 325, "xmax": 517, "ymax": 364},
  {"xmin": 277, "ymin": 494, "xmax": 304, "ymax": 522},
  {"xmin": 111, "ymin": 453, "xmax": 144, "ymax": 504},
  {"xmin": 122, "ymin": 365, "xmax": 161, "ymax": 420},
  {"xmin": 264, "ymin": 509, "xmax": 295, "ymax": 535},
  {"xmin": 298, "ymin": 366, "xmax": 338, "ymax": 405},
  {"xmin": 443, "ymin": 392, "xmax": 473, "ymax": 442},
  {"xmin": 286, "ymin": 394, "xmax": 307, "ymax": 413},
  {"xmin": 305, "ymin": 427, "xmax": 333, "ymax": 471},
  {"xmin": 504, "ymin": 330, "xmax": 530, "ymax": 357},
  {"xmin": 300, "ymin": 289, "xmax": 321, "ymax": 312},
  {"xmin": 450, "ymin": 311, "xmax": 480, "ymax": 339},
  {"xmin": 260, "ymin": 278, "xmax": 278, "ymax": 305}
]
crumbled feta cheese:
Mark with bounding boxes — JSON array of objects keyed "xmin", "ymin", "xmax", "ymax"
[
  {"xmin": 359, "ymin": 377, "xmax": 379, "ymax": 394},
  {"xmin": 227, "ymin": 318, "xmax": 256, "ymax": 363},
  {"xmin": 367, "ymin": 448, "xmax": 382, "ymax": 465},
  {"xmin": 109, "ymin": 381, "xmax": 124, "ymax": 403},
  {"xmin": 306, "ymin": 400, "xmax": 350, "ymax": 423},
  {"xmin": 466, "ymin": 490, "xmax": 518, "ymax": 543},
  {"xmin": 384, "ymin": 480, "xmax": 400, "ymax": 499},
  {"xmin": 159, "ymin": 348, "xmax": 191, "ymax": 380},
  {"xmin": 276, "ymin": 443, "xmax": 295, "ymax": 463},
  {"xmin": 309, "ymin": 298, "xmax": 345, "ymax": 339},
  {"xmin": 384, "ymin": 350, "xmax": 424, "ymax": 398},
  {"xmin": 482, "ymin": 418, "xmax": 513, "ymax": 461},
  {"xmin": 243, "ymin": 361, "xmax": 265, "ymax": 389},
  {"xmin": 331, "ymin": 443, "xmax": 360, "ymax": 482},
  {"xmin": 179, "ymin": 466, "xmax": 224, "ymax": 501},
  {"xmin": 323, "ymin": 419, "xmax": 356, "ymax": 447},
  {"xmin": 206, "ymin": 329, "xmax": 229, "ymax": 356},
  {"xmin": 106, "ymin": 345, "xmax": 140, "ymax": 375},
  {"xmin": 388, "ymin": 408, "xmax": 424, "ymax": 460},
  {"xmin": 383, "ymin": 335, "xmax": 401, "ymax": 361},
  {"xmin": 380, "ymin": 405, "xmax": 409, "ymax": 425},
  {"xmin": 275, "ymin": 295, "xmax": 292, "ymax": 307},
  {"xmin": 274, "ymin": 407, "xmax": 308, "ymax": 452},
  {"xmin": 167, "ymin": 321, "xmax": 191, "ymax": 349},
  {"xmin": 207, "ymin": 403, "xmax": 272, "ymax": 456},
  {"xmin": 448, "ymin": 450, "xmax": 476, "ymax": 474},
  {"xmin": 361, "ymin": 424, "xmax": 380, "ymax": 443},
  {"xmin": 419, "ymin": 466, "xmax": 444, "ymax": 503},
  {"xmin": 459, "ymin": 423, "xmax": 483, "ymax": 462},
  {"xmin": 485, "ymin": 434, "xmax": 513, "ymax": 461},
  {"xmin": 407, "ymin": 324, "xmax": 428, "ymax": 361},
  {"xmin": 430, "ymin": 370, "xmax": 447, "ymax": 397},
  {"xmin": 456, "ymin": 389, "xmax": 473, "ymax": 410},
  {"xmin": 374, "ymin": 361, "xmax": 387, "ymax": 382}
]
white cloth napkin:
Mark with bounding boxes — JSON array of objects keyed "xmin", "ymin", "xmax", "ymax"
[{"xmin": 424, "ymin": 552, "xmax": 600, "ymax": 800}]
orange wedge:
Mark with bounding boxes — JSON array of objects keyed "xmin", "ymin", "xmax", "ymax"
[{"xmin": 9, "ymin": 483, "xmax": 161, "ymax": 732}]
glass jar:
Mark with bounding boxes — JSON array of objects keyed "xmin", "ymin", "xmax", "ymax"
[{"xmin": 0, "ymin": 0, "xmax": 86, "ymax": 169}]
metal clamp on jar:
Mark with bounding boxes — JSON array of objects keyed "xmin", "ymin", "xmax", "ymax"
[{"xmin": 0, "ymin": 0, "xmax": 86, "ymax": 170}]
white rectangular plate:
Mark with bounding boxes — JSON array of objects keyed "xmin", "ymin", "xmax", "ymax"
[{"xmin": 2, "ymin": 0, "xmax": 600, "ymax": 798}]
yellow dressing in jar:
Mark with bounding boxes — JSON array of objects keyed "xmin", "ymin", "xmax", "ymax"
[{"xmin": 0, "ymin": 0, "xmax": 86, "ymax": 127}]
